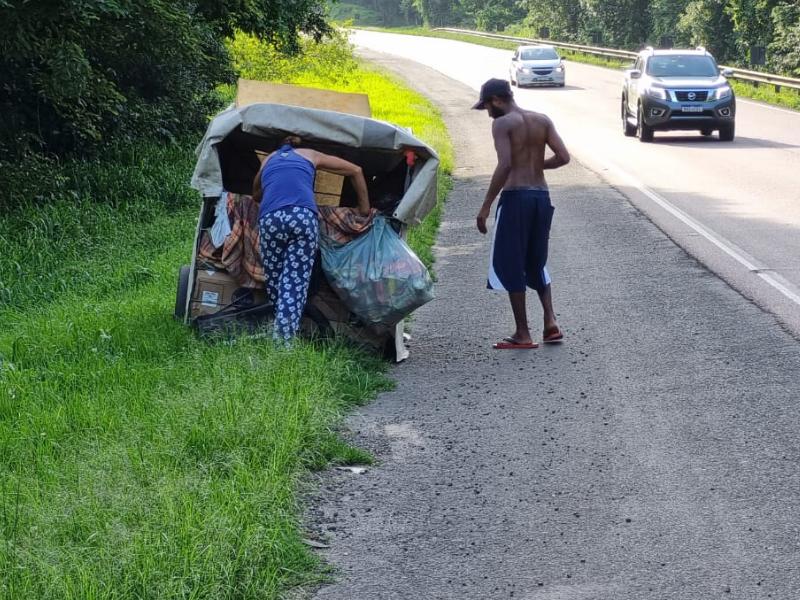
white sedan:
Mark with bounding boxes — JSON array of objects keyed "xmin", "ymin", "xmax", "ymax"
[{"xmin": 509, "ymin": 45, "xmax": 566, "ymax": 88}]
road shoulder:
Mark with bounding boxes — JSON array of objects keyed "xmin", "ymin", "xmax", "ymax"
[{"xmin": 306, "ymin": 49, "xmax": 800, "ymax": 600}]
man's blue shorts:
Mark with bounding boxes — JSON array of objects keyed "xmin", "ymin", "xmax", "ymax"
[{"xmin": 487, "ymin": 187, "xmax": 554, "ymax": 294}]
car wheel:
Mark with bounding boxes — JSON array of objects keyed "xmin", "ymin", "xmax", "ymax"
[
  {"xmin": 622, "ymin": 97, "xmax": 637, "ymax": 137},
  {"xmin": 637, "ymin": 103, "xmax": 654, "ymax": 142},
  {"xmin": 700, "ymin": 128, "xmax": 713, "ymax": 137},
  {"xmin": 174, "ymin": 264, "xmax": 191, "ymax": 320},
  {"xmin": 719, "ymin": 123, "xmax": 735, "ymax": 142}
]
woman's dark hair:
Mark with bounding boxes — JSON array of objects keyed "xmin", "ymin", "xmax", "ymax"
[{"xmin": 281, "ymin": 135, "xmax": 302, "ymax": 147}]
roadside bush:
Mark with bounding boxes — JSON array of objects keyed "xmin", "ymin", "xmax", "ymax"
[{"xmin": 0, "ymin": 1, "xmax": 330, "ymax": 159}]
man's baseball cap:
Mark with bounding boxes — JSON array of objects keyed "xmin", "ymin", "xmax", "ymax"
[{"xmin": 472, "ymin": 78, "xmax": 512, "ymax": 109}]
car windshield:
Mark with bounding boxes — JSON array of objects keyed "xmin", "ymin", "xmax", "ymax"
[
  {"xmin": 519, "ymin": 48, "xmax": 559, "ymax": 61},
  {"xmin": 646, "ymin": 55, "xmax": 718, "ymax": 77}
]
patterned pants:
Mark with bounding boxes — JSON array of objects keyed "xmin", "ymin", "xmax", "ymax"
[{"xmin": 258, "ymin": 207, "xmax": 319, "ymax": 341}]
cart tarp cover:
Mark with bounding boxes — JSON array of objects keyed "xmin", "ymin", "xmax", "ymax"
[{"xmin": 191, "ymin": 103, "xmax": 440, "ymax": 226}]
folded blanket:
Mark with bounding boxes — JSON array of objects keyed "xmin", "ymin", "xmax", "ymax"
[
  {"xmin": 319, "ymin": 206, "xmax": 378, "ymax": 244},
  {"xmin": 198, "ymin": 193, "xmax": 265, "ymax": 287}
]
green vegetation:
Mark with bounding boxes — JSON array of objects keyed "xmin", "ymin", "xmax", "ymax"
[
  {"xmin": 0, "ymin": 33, "xmax": 452, "ymax": 599},
  {"xmin": 328, "ymin": 2, "xmax": 382, "ymax": 26},
  {"xmin": 731, "ymin": 80, "xmax": 800, "ymax": 111},
  {"xmin": 558, "ymin": 50, "xmax": 630, "ymax": 71},
  {"xmin": 0, "ymin": 1, "xmax": 330, "ymax": 158},
  {"xmin": 327, "ymin": 0, "xmax": 421, "ymax": 27}
]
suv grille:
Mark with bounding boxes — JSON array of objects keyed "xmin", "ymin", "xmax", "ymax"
[
  {"xmin": 675, "ymin": 90, "xmax": 709, "ymax": 102},
  {"xmin": 533, "ymin": 69, "xmax": 552, "ymax": 75}
]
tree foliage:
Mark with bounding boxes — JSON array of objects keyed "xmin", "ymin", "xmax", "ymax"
[
  {"xmin": 769, "ymin": 2, "xmax": 800, "ymax": 75},
  {"xmin": 0, "ymin": 0, "xmax": 330, "ymax": 157},
  {"xmin": 412, "ymin": 0, "xmax": 462, "ymax": 27},
  {"xmin": 679, "ymin": 0, "xmax": 738, "ymax": 62}
]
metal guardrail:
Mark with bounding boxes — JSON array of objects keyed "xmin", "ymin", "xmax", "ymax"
[{"xmin": 435, "ymin": 27, "xmax": 800, "ymax": 93}]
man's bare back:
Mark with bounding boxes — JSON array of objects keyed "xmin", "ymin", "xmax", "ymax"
[
  {"xmin": 477, "ymin": 106, "xmax": 569, "ymax": 234},
  {"xmin": 495, "ymin": 108, "xmax": 566, "ymax": 188}
]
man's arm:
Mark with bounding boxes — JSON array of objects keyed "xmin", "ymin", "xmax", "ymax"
[
  {"xmin": 477, "ymin": 118, "xmax": 513, "ymax": 234},
  {"xmin": 543, "ymin": 118, "xmax": 570, "ymax": 170},
  {"xmin": 307, "ymin": 150, "xmax": 371, "ymax": 215}
]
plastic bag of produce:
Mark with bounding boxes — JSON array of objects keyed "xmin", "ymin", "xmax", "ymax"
[{"xmin": 320, "ymin": 216, "xmax": 434, "ymax": 325}]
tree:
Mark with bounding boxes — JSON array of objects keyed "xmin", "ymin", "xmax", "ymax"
[
  {"xmin": 726, "ymin": 0, "xmax": 780, "ymax": 54},
  {"xmin": 413, "ymin": 0, "xmax": 462, "ymax": 27},
  {"xmin": 581, "ymin": 0, "xmax": 652, "ymax": 48},
  {"xmin": 521, "ymin": 0, "xmax": 583, "ymax": 41},
  {"xmin": 460, "ymin": 0, "xmax": 524, "ymax": 31},
  {"xmin": 678, "ymin": 0, "xmax": 738, "ymax": 63},
  {"xmin": 769, "ymin": 2, "xmax": 800, "ymax": 75},
  {"xmin": 650, "ymin": 0, "xmax": 691, "ymax": 46},
  {"xmin": 0, "ymin": 1, "xmax": 331, "ymax": 157},
  {"xmin": 337, "ymin": 0, "xmax": 422, "ymax": 26}
]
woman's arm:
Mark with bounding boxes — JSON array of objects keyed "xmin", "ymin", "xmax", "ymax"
[{"xmin": 307, "ymin": 151, "xmax": 370, "ymax": 215}]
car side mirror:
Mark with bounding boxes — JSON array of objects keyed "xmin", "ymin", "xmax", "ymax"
[
  {"xmin": 721, "ymin": 68, "xmax": 734, "ymax": 77},
  {"xmin": 630, "ymin": 69, "xmax": 642, "ymax": 79}
]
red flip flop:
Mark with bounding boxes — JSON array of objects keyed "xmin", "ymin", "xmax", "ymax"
[
  {"xmin": 542, "ymin": 327, "xmax": 564, "ymax": 344},
  {"xmin": 493, "ymin": 339, "xmax": 539, "ymax": 349}
]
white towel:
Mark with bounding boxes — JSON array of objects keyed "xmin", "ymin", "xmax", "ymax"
[{"xmin": 210, "ymin": 191, "xmax": 232, "ymax": 248}]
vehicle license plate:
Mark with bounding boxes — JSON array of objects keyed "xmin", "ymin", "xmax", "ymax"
[
  {"xmin": 681, "ymin": 106, "xmax": 704, "ymax": 113},
  {"xmin": 535, "ymin": 77, "xmax": 552, "ymax": 81}
]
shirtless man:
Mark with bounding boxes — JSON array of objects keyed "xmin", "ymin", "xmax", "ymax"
[{"xmin": 472, "ymin": 78, "xmax": 571, "ymax": 349}]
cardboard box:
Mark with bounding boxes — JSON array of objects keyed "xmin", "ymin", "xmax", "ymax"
[
  {"xmin": 190, "ymin": 268, "xmax": 265, "ymax": 318},
  {"xmin": 314, "ymin": 170, "xmax": 344, "ymax": 207},
  {"xmin": 235, "ymin": 80, "xmax": 371, "ymax": 116}
]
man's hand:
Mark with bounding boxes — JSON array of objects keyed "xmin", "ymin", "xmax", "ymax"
[{"xmin": 476, "ymin": 206, "xmax": 490, "ymax": 234}]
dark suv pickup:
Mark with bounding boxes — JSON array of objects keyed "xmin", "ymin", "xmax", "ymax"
[{"xmin": 622, "ymin": 47, "xmax": 736, "ymax": 142}]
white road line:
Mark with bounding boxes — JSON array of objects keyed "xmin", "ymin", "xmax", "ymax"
[{"xmin": 598, "ymin": 159, "xmax": 800, "ymax": 306}]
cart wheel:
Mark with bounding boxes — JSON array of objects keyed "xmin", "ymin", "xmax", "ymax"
[{"xmin": 174, "ymin": 265, "xmax": 191, "ymax": 320}]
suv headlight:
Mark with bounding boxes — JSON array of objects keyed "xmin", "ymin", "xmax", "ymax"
[
  {"xmin": 644, "ymin": 87, "xmax": 667, "ymax": 100},
  {"xmin": 713, "ymin": 85, "xmax": 732, "ymax": 100}
]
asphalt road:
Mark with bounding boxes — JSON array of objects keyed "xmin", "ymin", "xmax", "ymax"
[
  {"xmin": 351, "ymin": 30, "xmax": 800, "ymax": 337},
  {"xmin": 306, "ymin": 47, "xmax": 800, "ymax": 600}
]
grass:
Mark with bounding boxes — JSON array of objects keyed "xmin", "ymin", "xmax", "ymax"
[
  {"xmin": 730, "ymin": 79, "xmax": 800, "ymax": 111},
  {"xmin": 0, "ymin": 31, "xmax": 453, "ymax": 599},
  {"xmin": 366, "ymin": 26, "xmax": 800, "ymax": 112}
]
